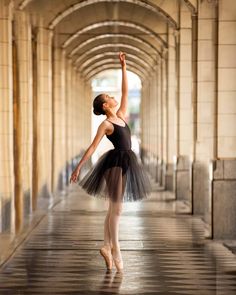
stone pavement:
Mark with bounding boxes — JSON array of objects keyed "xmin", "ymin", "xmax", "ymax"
[{"xmin": 0, "ymin": 182, "xmax": 236, "ymax": 295}]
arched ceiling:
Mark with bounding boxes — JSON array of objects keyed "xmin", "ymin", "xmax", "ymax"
[
  {"xmin": 75, "ymin": 43, "xmax": 155, "ymax": 67},
  {"xmin": 83, "ymin": 59, "xmax": 148, "ymax": 77},
  {"xmin": 78, "ymin": 52, "xmax": 152, "ymax": 73},
  {"xmin": 18, "ymin": 0, "xmax": 178, "ymax": 24},
  {"xmin": 61, "ymin": 20, "xmax": 167, "ymax": 50},
  {"xmin": 68, "ymin": 33, "xmax": 160, "ymax": 58},
  {"xmin": 84, "ymin": 59, "xmax": 148, "ymax": 79},
  {"xmin": 84, "ymin": 64, "xmax": 147, "ymax": 82},
  {"xmin": 16, "ymin": 0, "xmax": 197, "ymax": 81}
]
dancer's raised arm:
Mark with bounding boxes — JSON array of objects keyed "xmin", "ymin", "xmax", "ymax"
[{"xmin": 116, "ymin": 52, "xmax": 128, "ymax": 118}]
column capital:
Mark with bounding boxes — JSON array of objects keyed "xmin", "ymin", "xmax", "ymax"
[
  {"xmin": 173, "ymin": 29, "xmax": 180, "ymax": 37},
  {"xmin": 0, "ymin": 0, "xmax": 14, "ymax": 19},
  {"xmin": 162, "ymin": 47, "xmax": 168, "ymax": 55}
]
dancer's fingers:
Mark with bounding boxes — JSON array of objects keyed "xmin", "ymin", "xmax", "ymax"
[{"xmin": 69, "ymin": 173, "xmax": 77, "ymax": 184}]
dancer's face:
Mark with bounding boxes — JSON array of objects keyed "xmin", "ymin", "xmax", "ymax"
[{"xmin": 103, "ymin": 93, "xmax": 118, "ymax": 110}]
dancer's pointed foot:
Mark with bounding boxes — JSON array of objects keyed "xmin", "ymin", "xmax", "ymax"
[
  {"xmin": 111, "ymin": 247, "xmax": 124, "ymax": 272},
  {"xmin": 100, "ymin": 244, "xmax": 113, "ymax": 270}
]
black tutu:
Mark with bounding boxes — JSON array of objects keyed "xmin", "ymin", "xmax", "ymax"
[{"xmin": 77, "ymin": 148, "xmax": 152, "ymax": 203}]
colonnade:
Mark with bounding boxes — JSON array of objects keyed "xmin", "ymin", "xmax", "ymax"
[
  {"xmin": 141, "ymin": 0, "xmax": 236, "ymax": 239},
  {"xmin": 0, "ymin": 1, "xmax": 91, "ymax": 233}
]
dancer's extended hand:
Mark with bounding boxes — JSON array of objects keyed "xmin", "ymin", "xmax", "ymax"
[
  {"xmin": 70, "ymin": 167, "xmax": 80, "ymax": 184},
  {"xmin": 119, "ymin": 51, "xmax": 126, "ymax": 67}
]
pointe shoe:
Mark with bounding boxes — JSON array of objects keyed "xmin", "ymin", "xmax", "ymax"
[
  {"xmin": 100, "ymin": 245, "xmax": 113, "ymax": 270},
  {"xmin": 111, "ymin": 247, "xmax": 124, "ymax": 272}
]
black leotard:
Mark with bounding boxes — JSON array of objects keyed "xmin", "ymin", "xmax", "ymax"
[{"xmin": 105, "ymin": 119, "xmax": 131, "ymax": 151}]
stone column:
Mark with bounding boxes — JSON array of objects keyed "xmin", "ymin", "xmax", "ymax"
[
  {"xmin": 140, "ymin": 84, "xmax": 145, "ymax": 163},
  {"xmin": 65, "ymin": 59, "xmax": 89, "ymax": 182},
  {"xmin": 165, "ymin": 28, "xmax": 177, "ymax": 191},
  {"xmin": 77, "ymin": 73, "xmax": 86, "ymax": 152},
  {"xmin": 217, "ymin": 0, "xmax": 236, "ymax": 158},
  {"xmin": 69, "ymin": 70, "xmax": 92, "ymax": 179},
  {"xmin": 162, "ymin": 51, "xmax": 168, "ymax": 188},
  {"xmin": 157, "ymin": 59, "xmax": 163, "ymax": 185},
  {"xmin": 0, "ymin": 0, "xmax": 14, "ymax": 233},
  {"xmin": 144, "ymin": 80, "xmax": 151, "ymax": 174},
  {"xmin": 212, "ymin": 0, "xmax": 236, "ymax": 239},
  {"xmin": 144, "ymin": 79, "xmax": 151, "ymax": 172},
  {"xmin": 85, "ymin": 81, "xmax": 92, "ymax": 147},
  {"xmin": 71, "ymin": 66, "xmax": 76, "ymax": 160},
  {"xmin": 175, "ymin": 2, "xmax": 193, "ymax": 206},
  {"xmin": 153, "ymin": 65, "xmax": 159, "ymax": 182},
  {"xmin": 52, "ymin": 47, "xmax": 66, "ymax": 193},
  {"xmin": 13, "ymin": 10, "xmax": 33, "ymax": 230},
  {"xmin": 140, "ymin": 82, "xmax": 149, "ymax": 169},
  {"xmin": 65, "ymin": 59, "xmax": 73, "ymax": 185},
  {"xmin": 193, "ymin": 0, "xmax": 217, "ymax": 230},
  {"xmin": 149, "ymin": 72, "xmax": 156, "ymax": 179},
  {"xmin": 36, "ymin": 25, "xmax": 53, "ymax": 201}
]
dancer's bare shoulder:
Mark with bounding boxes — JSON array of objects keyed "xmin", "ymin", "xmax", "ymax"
[
  {"xmin": 90, "ymin": 120, "xmax": 112, "ymax": 149},
  {"xmin": 101, "ymin": 119, "xmax": 114, "ymax": 136}
]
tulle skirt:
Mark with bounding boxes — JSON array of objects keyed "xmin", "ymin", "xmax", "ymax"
[{"xmin": 77, "ymin": 148, "xmax": 152, "ymax": 203}]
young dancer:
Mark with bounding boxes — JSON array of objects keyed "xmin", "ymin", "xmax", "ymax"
[{"xmin": 70, "ymin": 52, "xmax": 151, "ymax": 272}]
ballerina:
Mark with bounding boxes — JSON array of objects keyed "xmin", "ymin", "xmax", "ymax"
[{"xmin": 70, "ymin": 52, "xmax": 151, "ymax": 272}]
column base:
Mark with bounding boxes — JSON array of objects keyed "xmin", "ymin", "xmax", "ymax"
[
  {"xmin": 212, "ymin": 159, "xmax": 236, "ymax": 239},
  {"xmin": 23, "ymin": 189, "xmax": 31, "ymax": 218},
  {"xmin": 1, "ymin": 198, "xmax": 12, "ymax": 232},
  {"xmin": 192, "ymin": 161, "xmax": 210, "ymax": 217},
  {"xmin": 174, "ymin": 155, "xmax": 192, "ymax": 208},
  {"xmin": 165, "ymin": 163, "xmax": 174, "ymax": 192}
]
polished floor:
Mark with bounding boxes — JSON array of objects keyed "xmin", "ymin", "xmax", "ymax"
[{"xmin": 1, "ymin": 181, "xmax": 236, "ymax": 294}]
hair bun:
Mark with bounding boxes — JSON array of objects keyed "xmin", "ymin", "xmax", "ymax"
[{"xmin": 93, "ymin": 108, "xmax": 101, "ymax": 115}]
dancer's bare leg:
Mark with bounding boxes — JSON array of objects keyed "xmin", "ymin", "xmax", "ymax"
[
  {"xmin": 109, "ymin": 200, "xmax": 123, "ymax": 261},
  {"xmin": 103, "ymin": 199, "xmax": 113, "ymax": 249},
  {"xmin": 104, "ymin": 167, "xmax": 125, "ymax": 260}
]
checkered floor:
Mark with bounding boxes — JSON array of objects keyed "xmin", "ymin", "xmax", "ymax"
[{"xmin": 1, "ymin": 184, "xmax": 236, "ymax": 294}]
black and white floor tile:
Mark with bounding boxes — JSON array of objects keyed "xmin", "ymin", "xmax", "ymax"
[{"xmin": 0, "ymin": 186, "xmax": 236, "ymax": 295}]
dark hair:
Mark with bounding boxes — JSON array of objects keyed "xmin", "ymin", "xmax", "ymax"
[{"xmin": 93, "ymin": 94, "xmax": 106, "ymax": 115}]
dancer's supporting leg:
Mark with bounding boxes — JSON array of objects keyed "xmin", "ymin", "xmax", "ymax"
[
  {"xmin": 103, "ymin": 199, "xmax": 112, "ymax": 249},
  {"xmin": 104, "ymin": 167, "xmax": 124, "ymax": 260},
  {"xmin": 109, "ymin": 199, "xmax": 123, "ymax": 261}
]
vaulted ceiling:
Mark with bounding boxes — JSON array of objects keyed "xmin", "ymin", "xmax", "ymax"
[{"xmin": 16, "ymin": 0, "xmax": 197, "ymax": 81}]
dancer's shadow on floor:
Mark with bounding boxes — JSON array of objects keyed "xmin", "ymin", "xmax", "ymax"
[{"xmin": 98, "ymin": 269, "xmax": 124, "ymax": 294}]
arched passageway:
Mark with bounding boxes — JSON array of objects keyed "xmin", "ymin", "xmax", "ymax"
[{"xmin": 0, "ymin": 0, "xmax": 236, "ymax": 258}]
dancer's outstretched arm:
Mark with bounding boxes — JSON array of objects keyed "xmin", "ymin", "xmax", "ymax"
[
  {"xmin": 116, "ymin": 52, "xmax": 128, "ymax": 118},
  {"xmin": 69, "ymin": 122, "xmax": 107, "ymax": 183}
]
